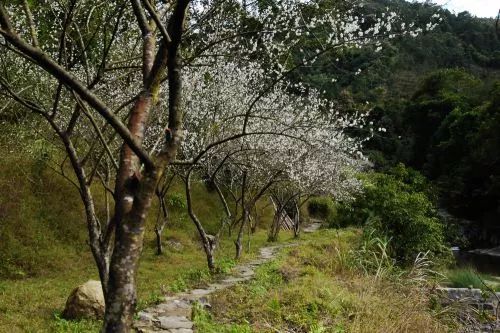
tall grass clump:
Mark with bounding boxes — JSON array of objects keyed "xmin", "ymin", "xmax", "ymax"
[{"xmin": 446, "ymin": 268, "xmax": 491, "ymax": 290}]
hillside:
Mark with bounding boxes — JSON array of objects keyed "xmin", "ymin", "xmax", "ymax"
[
  {"xmin": 1, "ymin": 0, "xmax": 499, "ymax": 332},
  {"xmin": 295, "ymin": 0, "xmax": 500, "ymax": 248},
  {"xmin": 299, "ymin": 0, "xmax": 500, "ymax": 103}
]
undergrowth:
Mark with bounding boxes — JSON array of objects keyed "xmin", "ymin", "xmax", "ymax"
[{"xmin": 205, "ymin": 229, "xmax": 456, "ymax": 333}]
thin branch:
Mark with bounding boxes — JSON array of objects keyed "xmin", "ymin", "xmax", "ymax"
[
  {"xmin": 0, "ymin": 22, "xmax": 154, "ymax": 169},
  {"xmin": 21, "ymin": 0, "xmax": 38, "ymax": 47},
  {"xmin": 141, "ymin": 0, "xmax": 172, "ymax": 44}
]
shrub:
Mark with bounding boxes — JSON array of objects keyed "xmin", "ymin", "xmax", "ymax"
[
  {"xmin": 307, "ymin": 197, "xmax": 337, "ymax": 225},
  {"xmin": 335, "ymin": 164, "xmax": 448, "ymax": 265},
  {"xmin": 446, "ymin": 268, "xmax": 498, "ymax": 290},
  {"xmin": 166, "ymin": 193, "xmax": 186, "ymax": 209}
]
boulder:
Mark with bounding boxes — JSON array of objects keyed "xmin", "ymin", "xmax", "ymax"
[{"xmin": 62, "ymin": 280, "xmax": 105, "ymax": 320}]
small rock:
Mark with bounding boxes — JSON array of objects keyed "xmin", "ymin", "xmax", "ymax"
[
  {"xmin": 190, "ymin": 289, "xmax": 212, "ymax": 297},
  {"xmin": 197, "ymin": 296, "xmax": 211, "ymax": 309},
  {"xmin": 62, "ymin": 280, "xmax": 105, "ymax": 320},
  {"xmin": 137, "ymin": 311, "xmax": 155, "ymax": 323}
]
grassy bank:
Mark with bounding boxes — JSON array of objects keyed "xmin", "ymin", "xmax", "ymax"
[
  {"xmin": 195, "ymin": 229, "xmax": 455, "ymax": 333},
  {"xmin": 0, "ymin": 141, "xmax": 282, "ymax": 332}
]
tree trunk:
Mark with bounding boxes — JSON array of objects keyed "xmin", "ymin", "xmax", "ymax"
[
  {"xmin": 235, "ymin": 171, "xmax": 248, "ymax": 260},
  {"xmin": 206, "ymin": 247, "xmax": 216, "ymax": 272},
  {"xmin": 235, "ymin": 238, "xmax": 243, "ymax": 260},
  {"xmin": 268, "ymin": 197, "xmax": 282, "ymax": 242},
  {"xmin": 103, "ymin": 172, "xmax": 157, "ymax": 332},
  {"xmin": 293, "ymin": 202, "xmax": 300, "ymax": 238},
  {"xmin": 155, "ymin": 227, "xmax": 163, "ymax": 255},
  {"xmin": 185, "ymin": 169, "xmax": 218, "ymax": 273},
  {"xmin": 268, "ymin": 213, "xmax": 279, "ymax": 242},
  {"xmin": 154, "ymin": 194, "xmax": 169, "ymax": 256},
  {"xmin": 235, "ymin": 206, "xmax": 249, "ymax": 260}
]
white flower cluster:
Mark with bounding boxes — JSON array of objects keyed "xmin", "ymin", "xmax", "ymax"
[{"xmin": 146, "ymin": 56, "xmax": 369, "ymax": 199}]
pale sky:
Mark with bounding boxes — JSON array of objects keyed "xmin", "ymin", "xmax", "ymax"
[{"xmin": 417, "ymin": 0, "xmax": 499, "ymax": 18}]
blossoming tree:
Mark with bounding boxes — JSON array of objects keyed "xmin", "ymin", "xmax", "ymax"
[{"xmin": 0, "ymin": 0, "xmax": 439, "ymax": 331}]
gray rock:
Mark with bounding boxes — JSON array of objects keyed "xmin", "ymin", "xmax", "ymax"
[
  {"xmin": 155, "ymin": 300, "xmax": 192, "ymax": 317},
  {"xmin": 137, "ymin": 311, "xmax": 155, "ymax": 323},
  {"xmin": 169, "ymin": 329, "xmax": 193, "ymax": 333},
  {"xmin": 158, "ymin": 316, "xmax": 193, "ymax": 330},
  {"xmin": 62, "ymin": 280, "xmax": 105, "ymax": 320}
]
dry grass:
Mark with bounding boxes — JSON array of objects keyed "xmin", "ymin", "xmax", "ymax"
[{"xmin": 206, "ymin": 229, "xmax": 454, "ymax": 333}]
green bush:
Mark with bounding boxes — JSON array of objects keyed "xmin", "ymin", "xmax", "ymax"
[
  {"xmin": 307, "ymin": 197, "xmax": 337, "ymax": 226},
  {"xmin": 447, "ymin": 268, "xmax": 483, "ymax": 289},
  {"xmin": 166, "ymin": 193, "xmax": 186, "ymax": 209},
  {"xmin": 335, "ymin": 165, "xmax": 447, "ymax": 265}
]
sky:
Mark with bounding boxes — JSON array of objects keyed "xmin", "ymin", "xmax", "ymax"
[{"xmin": 417, "ymin": 0, "xmax": 499, "ymax": 18}]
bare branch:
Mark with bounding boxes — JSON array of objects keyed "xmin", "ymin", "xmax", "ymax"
[
  {"xmin": 141, "ymin": 0, "xmax": 172, "ymax": 44},
  {"xmin": 0, "ymin": 20, "xmax": 155, "ymax": 169},
  {"xmin": 21, "ymin": 0, "xmax": 39, "ymax": 47}
]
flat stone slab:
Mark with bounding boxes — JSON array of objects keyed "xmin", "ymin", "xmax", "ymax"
[
  {"xmin": 221, "ymin": 277, "xmax": 248, "ymax": 284},
  {"xmin": 190, "ymin": 289, "xmax": 212, "ymax": 296},
  {"xmin": 158, "ymin": 316, "xmax": 193, "ymax": 330},
  {"xmin": 168, "ymin": 329, "xmax": 193, "ymax": 333},
  {"xmin": 151, "ymin": 300, "xmax": 192, "ymax": 317}
]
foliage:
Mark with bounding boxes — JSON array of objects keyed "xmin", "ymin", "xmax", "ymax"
[
  {"xmin": 307, "ymin": 197, "xmax": 337, "ymax": 225},
  {"xmin": 52, "ymin": 312, "xmax": 100, "ymax": 333},
  {"xmin": 351, "ymin": 231, "xmax": 396, "ymax": 278},
  {"xmin": 335, "ymin": 165, "xmax": 447, "ymax": 264},
  {"xmin": 165, "ymin": 193, "xmax": 186, "ymax": 210},
  {"xmin": 192, "ymin": 302, "xmax": 252, "ymax": 333},
  {"xmin": 368, "ymin": 68, "xmax": 500, "ymax": 247},
  {"xmin": 299, "ymin": 0, "xmax": 500, "ymax": 104}
]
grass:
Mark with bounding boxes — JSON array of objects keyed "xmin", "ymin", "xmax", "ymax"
[
  {"xmin": 0, "ymin": 138, "xmax": 283, "ymax": 332},
  {"xmin": 201, "ymin": 229, "xmax": 454, "ymax": 333},
  {"xmin": 0, "ymin": 133, "xmax": 456, "ymax": 332},
  {"xmin": 445, "ymin": 267, "xmax": 500, "ymax": 291}
]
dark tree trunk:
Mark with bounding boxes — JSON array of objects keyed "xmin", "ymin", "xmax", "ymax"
[
  {"xmin": 268, "ymin": 197, "xmax": 282, "ymax": 242},
  {"xmin": 206, "ymin": 247, "xmax": 216, "ymax": 273},
  {"xmin": 293, "ymin": 202, "xmax": 300, "ymax": 238},
  {"xmin": 155, "ymin": 227, "xmax": 163, "ymax": 255},
  {"xmin": 154, "ymin": 192, "xmax": 169, "ymax": 256},
  {"xmin": 234, "ymin": 171, "xmax": 248, "ymax": 260},
  {"xmin": 103, "ymin": 171, "xmax": 157, "ymax": 332},
  {"xmin": 185, "ymin": 169, "xmax": 218, "ymax": 273}
]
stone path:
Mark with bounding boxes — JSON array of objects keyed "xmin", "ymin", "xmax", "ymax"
[
  {"xmin": 303, "ymin": 221, "xmax": 322, "ymax": 233},
  {"xmin": 134, "ymin": 222, "xmax": 322, "ymax": 333}
]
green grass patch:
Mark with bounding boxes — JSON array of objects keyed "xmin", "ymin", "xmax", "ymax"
[
  {"xmin": 193, "ymin": 302, "xmax": 252, "ymax": 333},
  {"xmin": 205, "ymin": 229, "xmax": 453, "ymax": 333},
  {"xmin": 446, "ymin": 267, "xmax": 500, "ymax": 291},
  {"xmin": 0, "ymin": 141, "xmax": 284, "ymax": 332}
]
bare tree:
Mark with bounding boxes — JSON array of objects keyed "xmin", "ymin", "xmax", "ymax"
[
  {"xmin": 0, "ymin": 1, "xmax": 189, "ymax": 330},
  {"xmin": 0, "ymin": 1, "xmax": 437, "ymax": 331}
]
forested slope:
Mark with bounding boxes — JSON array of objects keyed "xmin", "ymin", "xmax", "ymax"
[{"xmin": 299, "ymin": 0, "xmax": 500, "ymax": 247}]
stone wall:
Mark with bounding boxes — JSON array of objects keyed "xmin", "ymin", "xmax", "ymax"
[{"xmin": 437, "ymin": 287, "xmax": 500, "ymax": 313}]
